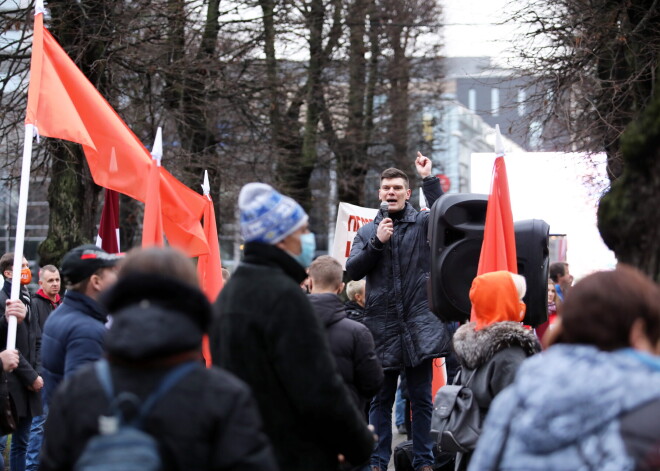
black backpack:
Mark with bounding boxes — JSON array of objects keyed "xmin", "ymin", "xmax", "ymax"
[{"xmin": 74, "ymin": 359, "xmax": 197, "ymax": 471}]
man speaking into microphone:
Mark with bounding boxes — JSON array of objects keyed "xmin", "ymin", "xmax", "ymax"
[{"xmin": 346, "ymin": 153, "xmax": 453, "ymax": 471}]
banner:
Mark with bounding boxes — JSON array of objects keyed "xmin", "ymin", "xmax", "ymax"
[{"xmin": 331, "ymin": 202, "xmax": 378, "ymax": 269}]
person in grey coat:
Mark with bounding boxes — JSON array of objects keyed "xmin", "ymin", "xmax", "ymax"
[
  {"xmin": 346, "ymin": 153, "xmax": 452, "ymax": 471},
  {"xmin": 469, "ymin": 264, "xmax": 660, "ymax": 471}
]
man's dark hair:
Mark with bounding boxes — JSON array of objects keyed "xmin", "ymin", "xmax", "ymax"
[
  {"xmin": 559, "ymin": 264, "xmax": 660, "ymax": 351},
  {"xmin": 549, "ymin": 262, "xmax": 568, "ymax": 283},
  {"xmin": 0, "ymin": 253, "xmax": 14, "ymax": 277},
  {"xmin": 380, "ymin": 168, "xmax": 409, "ymax": 188}
]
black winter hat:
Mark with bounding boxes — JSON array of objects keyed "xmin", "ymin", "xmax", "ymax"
[{"xmin": 103, "ymin": 273, "xmax": 212, "ymax": 331}]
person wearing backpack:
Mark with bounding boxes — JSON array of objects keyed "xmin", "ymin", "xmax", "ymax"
[
  {"xmin": 469, "ymin": 265, "xmax": 660, "ymax": 471},
  {"xmin": 40, "ymin": 247, "xmax": 277, "ymax": 471},
  {"xmin": 449, "ymin": 271, "xmax": 540, "ymax": 470}
]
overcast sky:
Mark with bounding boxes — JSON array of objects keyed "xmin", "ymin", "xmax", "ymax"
[{"xmin": 442, "ymin": 0, "xmax": 522, "ymax": 60}]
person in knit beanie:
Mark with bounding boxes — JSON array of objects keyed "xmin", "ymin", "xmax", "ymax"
[
  {"xmin": 210, "ymin": 183, "xmax": 375, "ymax": 471},
  {"xmin": 450, "ymin": 271, "xmax": 540, "ymax": 470}
]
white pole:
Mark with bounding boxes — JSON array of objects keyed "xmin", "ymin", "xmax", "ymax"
[{"xmin": 7, "ymin": 124, "xmax": 34, "ymax": 350}]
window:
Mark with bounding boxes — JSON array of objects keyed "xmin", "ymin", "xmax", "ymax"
[
  {"xmin": 491, "ymin": 89, "xmax": 499, "ymax": 116},
  {"xmin": 468, "ymin": 89, "xmax": 476, "ymax": 112},
  {"xmin": 517, "ymin": 89, "xmax": 526, "ymax": 116}
]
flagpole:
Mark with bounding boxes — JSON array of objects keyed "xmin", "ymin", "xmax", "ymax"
[{"xmin": 7, "ymin": 124, "xmax": 35, "ymax": 350}]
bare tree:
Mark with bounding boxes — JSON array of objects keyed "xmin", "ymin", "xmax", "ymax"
[{"xmin": 511, "ymin": 0, "xmax": 660, "ymax": 279}]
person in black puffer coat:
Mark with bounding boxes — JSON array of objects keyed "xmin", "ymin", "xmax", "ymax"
[
  {"xmin": 346, "ymin": 157, "xmax": 453, "ymax": 471},
  {"xmin": 344, "ymin": 280, "xmax": 366, "ymax": 323},
  {"xmin": 308, "ymin": 256, "xmax": 383, "ymax": 414},
  {"xmin": 40, "ymin": 247, "xmax": 277, "ymax": 471}
]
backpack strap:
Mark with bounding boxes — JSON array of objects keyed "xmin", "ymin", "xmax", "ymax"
[
  {"xmin": 93, "ymin": 359, "xmax": 198, "ymax": 428},
  {"xmin": 135, "ymin": 361, "xmax": 197, "ymax": 427},
  {"xmin": 94, "ymin": 359, "xmax": 115, "ymax": 401}
]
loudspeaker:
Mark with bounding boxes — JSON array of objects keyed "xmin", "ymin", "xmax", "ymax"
[
  {"xmin": 427, "ymin": 194, "xmax": 550, "ymax": 326},
  {"xmin": 428, "ymin": 194, "xmax": 488, "ymax": 323},
  {"xmin": 515, "ymin": 219, "xmax": 550, "ymax": 327}
]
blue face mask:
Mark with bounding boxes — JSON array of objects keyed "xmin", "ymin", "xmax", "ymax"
[{"xmin": 294, "ymin": 232, "xmax": 316, "ymax": 268}]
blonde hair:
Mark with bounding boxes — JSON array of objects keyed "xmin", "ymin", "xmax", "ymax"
[
  {"xmin": 346, "ymin": 279, "xmax": 365, "ymax": 301},
  {"xmin": 510, "ymin": 273, "xmax": 527, "ymax": 300}
]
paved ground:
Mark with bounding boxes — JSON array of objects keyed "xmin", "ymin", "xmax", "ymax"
[{"xmin": 387, "ymin": 423, "xmax": 408, "ymax": 470}]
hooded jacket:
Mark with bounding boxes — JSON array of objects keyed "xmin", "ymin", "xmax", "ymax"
[
  {"xmin": 469, "ymin": 345, "xmax": 660, "ymax": 471},
  {"xmin": 451, "ymin": 321, "xmax": 540, "ymax": 471},
  {"xmin": 308, "ymin": 292, "xmax": 384, "ymax": 411},
  {"xmin": 345, "ymin": 176, "xmax": 451, "ymax": 369},
  {"xmin": 211, "ymin": 242, "xmax": 375, "ymax": 471},
  {"xmin": 31, "ymin": 288, "xmax": 61, "ymax": 332},
  {"xmin": 40, "ymin": 274, "xmax": 277, "ymax": 471}
]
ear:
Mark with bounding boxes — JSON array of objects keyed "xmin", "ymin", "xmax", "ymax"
[
  {"xmin": 629, "ymin": 318, "xmax": 653, "ymax": 352},
  {"xmin": 337, "ymin": 282, "xmax": 345, "ymax": 295},
  {"xmin": 405, "ymin": 188, "xmax": 412, "ymax": 200},
  {"xmin": 89, "ymin": 273, "xmax": 103, "ymax": 292}
]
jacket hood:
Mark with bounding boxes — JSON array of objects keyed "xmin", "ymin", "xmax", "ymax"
[
  {"xmin": 469, "ymin": 271, "xmax": 525, "ymax": 329},
  {"xmin": 308, "ymin": 293, "xmax": 346, "ymax": 327},
  {"xmin": 102, "ymin": 274, "xmax": 212, "ymax": 361},
  {"xmin": 243, "ymin": 242, "xmax": 308, "ymax": 284},
  {"xmin": 505, "ymin": 344, "xmax": 660, "ymax": 454},
  {"xmin": 452, "ymin": 321, "xmax": 540, "ymax": 370}
]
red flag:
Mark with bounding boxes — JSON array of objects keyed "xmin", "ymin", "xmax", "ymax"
[
  {"xmin": 96, "ymin": 189, "xmax": 120, "ymax": 253},
  {"xmin": 197, "ymin": 196, "xmax": 223, "ymax": 302},
  {"xmin": 142, "ymin": 161, "xmax": 164, "ymax": 248},
  {"xmin": 25, "ymin": 12, "xmax": 208, "ymax": 257},
  {"xmin": 476, "ymin": 156, "xmax": 517, "ymax": 276}
]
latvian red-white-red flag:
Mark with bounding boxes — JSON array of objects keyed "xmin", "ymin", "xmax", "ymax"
[{"xmin": 96, "ymin": 189, "xmax": 120, "ymax": 253}]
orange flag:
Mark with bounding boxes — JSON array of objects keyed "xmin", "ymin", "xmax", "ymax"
[
  {"xmin": 197, "ymin": 172, "xmax": 224, "ymax": 302},
  {"xmin": 476, "ymin": 155, "xmax": 517, "ymax": 276},
  {"xmin": 25, "ymin": 11, "xmax": 208, "ymax": 257},
  {"xmin": 142, "ymin": 162, "xmax": 164, "ymax": 247}
]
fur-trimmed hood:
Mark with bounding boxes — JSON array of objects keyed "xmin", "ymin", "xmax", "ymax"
[{"xmin": 452, "ymin": 321, "xmax": 540, "ymax": 370}]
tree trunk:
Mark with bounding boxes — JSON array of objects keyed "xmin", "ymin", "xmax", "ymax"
[
  {"xmin": 386, "ymin": 22, "xmax": 410, "ymax": 171},
  {"xmin": 38, "ymin": 142, "xmax": 100, "ymax": 266},
  {"xmin": 37, "ymin": 0, "xmax": 113, "ymax": 265},
  {"xmin": 336, "ymin": 0, "xmax": 370, "ymax": 205}
]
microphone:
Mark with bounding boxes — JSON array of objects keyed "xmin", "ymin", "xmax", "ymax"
[{"xmin": 380, "ymin": 202, "xmax": 389, "ymax": 220}]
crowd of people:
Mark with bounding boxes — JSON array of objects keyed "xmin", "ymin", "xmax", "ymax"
[{"xmin": 0, "ymin": 153, "xmax": 657, "ymax": 471}]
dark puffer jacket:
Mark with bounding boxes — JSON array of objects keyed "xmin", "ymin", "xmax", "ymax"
[
  {"xmin": 211, "ymin": 242, "xmax": 374, "ymax": 471},
  {"xmin": 345, "ymin": 177, "xmax": 451, "ymax": 369},
  {"xmin": 40, "ymin": 275, "xmax": 277, "ymax": 471},
  {"xmin": 344, "ymin": 300, "xmax": 365, "ymax": 323},
  {"xmin": 0, "ymin": 283, "xmax": 41, "ymax": 419},
  {"xmin": 309, "ymin": 293, "xmax": 384, "ymax": 411},
  {"xmin": 41, "ymin": 290, "xmax": 109, "ymax": 406},
  {"xmin": 451, "ymin": 321, "xmax": 540, "ymax": 470}
]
